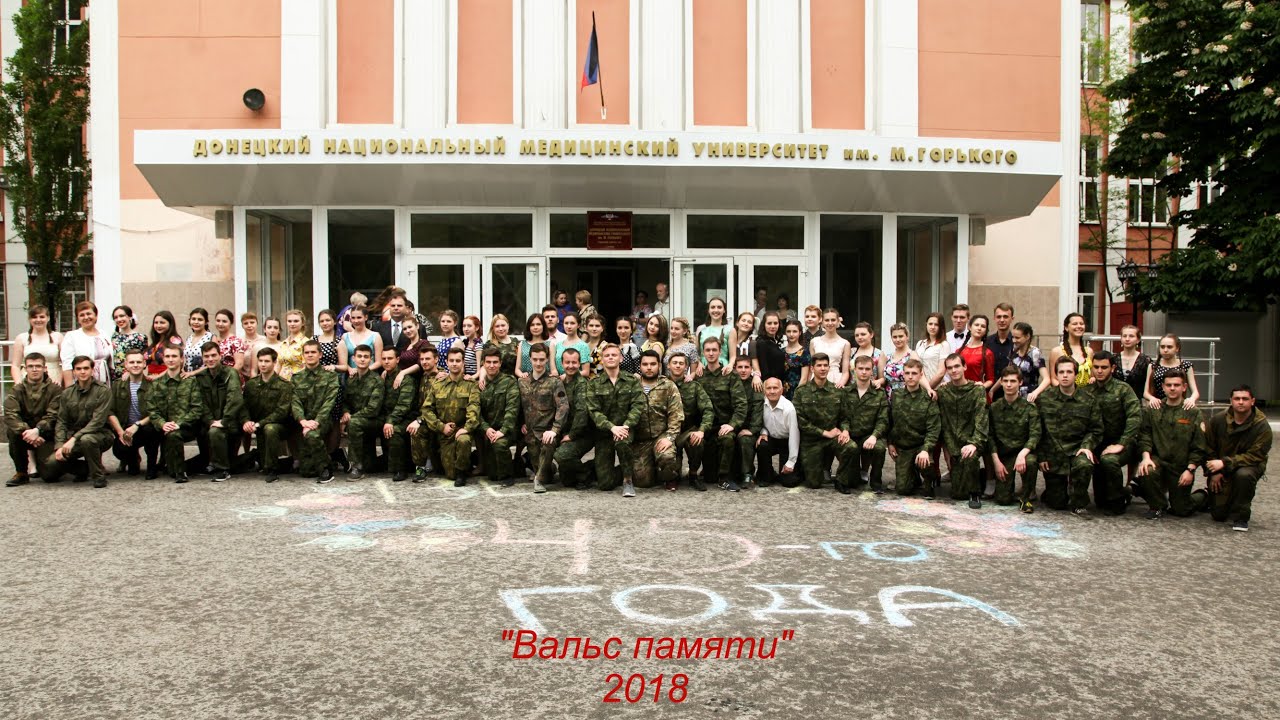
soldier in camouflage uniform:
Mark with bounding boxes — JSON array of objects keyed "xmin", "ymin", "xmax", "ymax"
[
  {"xmin": 669, "ymin": 353, "xmax": 714, "ymax": 491},
  {"xmin": 192, "ymin": 342, "xmax": 245, "ymax": 481},
  {"xmin": 695, "ymin": 337, "xmax": 747, "ymax": 491},
  {"xmin": 106, "ymin": 351, "xmax": 159, "ymax": 478},
  {"xmin": 552, "ymin": 347, "xmax": 594, "ymax": 489},
  {"xmin": 342, "ymin": 344, "xmax": 384, "ymax": 479},
  {"xmin": 989, "ymin": 366, "xmax": 1040, "ymax": 510},
  {"xmin": 1201, "ymin": 385, "xmax": 1271, "ymax": 531},
  {"xmin": 1036, "ymin": 356, "xmax": 1102, "ymax": 516},
  {"xmin": 241, "ymin": 347, "xmax": 295, "ymax": 483},
  {"xmin": 937, "ymin": 353, "xmax": 990, "ymax": 508},
  {"xmin": 147, "ymin": 345, "xmax": 203, "ymax": 482},
  {"xmin": 407, "ymin": 346, "xmax": 441, "ymax": 481},
  {"xmin": 793, "ymin": 352, "xmax": 855, "ymax": 491},
  {"xmin": 518, "ymin": 343, "xmax": 567, "ymax": 493},
  {"xmin": 1083, "ymin": 351, "xmax": 1142, "ymax": 515},
  {"xmin": 732, "ymin": 357, "xmax": 764, "ymax": 488},
  {"xmin": 4, "ymin": 353, "xmax": 63, "ymax": 485},
  {"xmin": 887, "ymin": 358, "xmax": 941, "ymax": 497},
  {"xmin": 842, "ymin": 355, "xmax": 889, "ymax": 493},
  {"xmin": 422, "ymin": 345, "xmax": 481, "ymax": 486},
  {"xmin": 47, "ymin": 355, "xmax": 114, "ymax": 488},
  {"xmin": 479, "ymin": 347, "xmax": 521, "ymax": 486},
  {"xmin": 633, "ymin": 350, "xmax": 683, "ymax": 492},
  {"xmin": 292, "ymin": 340, "xmax": 340, "ymax": 482},
  {"xmin": 1136, "ymin": 370, "xmax": 1206, "ymax": 519},
  {"xmin": 587, "ymin": 344, "xmax": 643, "ymax": 494},
  {"xmin": 378, "ymin": 347, "xmax": 419, "ymax": 482}
]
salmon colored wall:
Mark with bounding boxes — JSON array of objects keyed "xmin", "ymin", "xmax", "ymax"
[
  {"xmin": 336, "ymin": 0, "xmax": 394, "ymax": 124},
  {"xmin": 457, "ymin": 0, "xmax": 513, "ymax": 123},
  {"xmin": 692, "ymin": 0, "xmax": 748, "ymax": 126},
  {"xmin": 809, "ymin": 0, "xmax": 864, "ymax": 130},
  {"xmin": 119, "ymin": 0, "xmax": 281, "ymax": 200},
  {"xmin": 918, "ymin": 0, "xmax": 1060, "ymax": 141},
  {"xmin": 575, "ymin": 0, "xmax": 630, "ymax": 124}
]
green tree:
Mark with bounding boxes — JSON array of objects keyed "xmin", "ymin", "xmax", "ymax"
[
  {"xmin": 1105, "ymin": 0, "xmax": 1280, "ymax": 312},
  {"xmin": 0, "ymin": 0, "xmax": 90, "ymax": 310}
]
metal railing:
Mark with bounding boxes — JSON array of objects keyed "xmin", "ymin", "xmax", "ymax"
[{"xmin": 1087, "ymin": 334, "xmax": 1219, "ymax": 405}]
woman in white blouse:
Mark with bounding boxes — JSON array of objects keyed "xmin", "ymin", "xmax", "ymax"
[
  {"xmin": 59, "ymin": 301, "xmax": 112, "ymax": 385},
  {"xmin": 10, "ymin": 304, "xmax": 62, "ymax": 381}
]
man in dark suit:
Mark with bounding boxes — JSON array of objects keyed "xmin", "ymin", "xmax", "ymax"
[{"xmin": 375, "ymin": 292, "xmax": 413, "ymax": 354}]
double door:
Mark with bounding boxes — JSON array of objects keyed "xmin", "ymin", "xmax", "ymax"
[
  {"xmin": 398, "ymin": 256, "xmax": 545, "ymax": 337},
  {"xmin": 672, "ymin": 256, "xmax": 808, "ymax": 326}
]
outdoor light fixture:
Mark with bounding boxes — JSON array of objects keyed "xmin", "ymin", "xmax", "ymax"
[
  {"xmin": 243, "ymin": 88, "xmax": 266, "ymax": 112},
  {"xmin": 24, "ymin": 260, "xmax": 38, "ymax": 278},
  {"xmin": 61, "ymin": 260, "xmax": 76, "ymax": 279},
  {"xmin": 1115, "ymin": 258, "xmax": 1138, "ymax": 282}
]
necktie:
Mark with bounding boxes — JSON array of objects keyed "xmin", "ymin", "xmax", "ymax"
[{"xmin": 392, "ymin": 322, "xmax": 401, "ymax": 344}]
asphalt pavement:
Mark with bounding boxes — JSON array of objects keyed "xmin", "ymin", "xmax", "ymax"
[{"xmin": 2, "ymin": 438, "xmax": 1277, "ymax": 720}]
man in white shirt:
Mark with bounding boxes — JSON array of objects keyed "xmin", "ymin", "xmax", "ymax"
[
  {"xmin": 755, "ymin": 377, "xmax": 800, "ymax": 487},
  {"xmin": 652, "ymin": 282, "xmax": 671, "ymax": 320},
  {"xmin": 542, "ymin": 306, "xmax": 568, "ymax": 343},
  {"xmin": 947, "ymin": 303, "xmax": 970, "ymax": 351}
]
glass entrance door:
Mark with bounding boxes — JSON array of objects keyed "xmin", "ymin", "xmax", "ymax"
[
  {"xmin": 674, "ymin": 257, "xmax": 735, "ymax": 325},
  {"xmin": 483, "ymin": 258, "xmax": 546, "ymax": 329},
  {"xmin": 399, "ymin": 256, "xmax": 477, "ymax": 336},
  {"xmin": 744, "ymin": 256, "xmax": 808, "ymax": 324}
]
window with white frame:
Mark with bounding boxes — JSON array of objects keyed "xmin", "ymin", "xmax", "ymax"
[
  {"xmin": 1081, "ymin": 1, "xmax": 1104, "ymax": 84},
  {"xmin": 1198, "ymin": 167, "xmax": 1223, "ymax": 208},
  {"xmin": 1077, "ymin": 270, "xmax": 1098, "ymax": 332},
  {"xmin": 53, "ymin": 1, "xmax": 87, "ymax": 56},
  {"xmin": 1080, "ymin": 135, "xmax": 1102, "ymax": 222},
  {"xmin": 1127, "ymin": 179, "xmax": 1169, "ymax": 225}
]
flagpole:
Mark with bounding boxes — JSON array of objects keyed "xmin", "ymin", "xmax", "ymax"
[{"xmin": 593, "ymin": 12, "xmax": 606, "ymax": 119}]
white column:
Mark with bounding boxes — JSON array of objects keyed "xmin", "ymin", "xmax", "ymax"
[
  {"xmin": 880, "ymin": 214, "xmax": 897, "ymax": 334},
  {"xmin": 404, "ymin": 0, "xmax": 447, "ymax": 128},
  {"xmin": 873, "ymin": 0, "xmax": 918, "ymax": 136},
  {"xmin": 88, "ymin": 0, "xmax": 122, "ymax": 315},
  {"xmin": 3, "ymin": 0, "xmax": 27, "ymax": 332},
  {"xmin": 311, "ymin": 208, "xmax": 330, "ymax": 315},
  {"xmin": 1058, "ymin": 0, "xmax": 1081, "ymax": 319},
  {"xmin": 233, "ymin": 208, "xmax": 248, "ymax": 320},
  {"xmin": 640, "ymin": 0, "xmax": 683, "ymax": 130},
  {"xmin": 956, "ymin": 214, "xmax": 970, "ymax": 304},
  {"xmin": 281, "ymin": 0, "xmax": 327, "ymax": 129},
  {"xmin": 756, "ymin": 0, "xmax": 800, "ymax": 133},
  {"xmin": 522, "ymin": 0, "xmax": 566, "ymax": 129}
]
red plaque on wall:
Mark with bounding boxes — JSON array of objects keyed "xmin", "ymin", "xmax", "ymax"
[{"xmin": 586, "ymin": 211, "xmax": 633, "ymax": 250}]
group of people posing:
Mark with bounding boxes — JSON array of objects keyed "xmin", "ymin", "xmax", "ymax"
[{"xmin": 2, "ymin": 293, "xmax": 1269, "ymax": 532}]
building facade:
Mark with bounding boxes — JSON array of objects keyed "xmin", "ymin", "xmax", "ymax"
[{"xmin": 14, "ymin": 0, "xmax": 1079, "ymax": 343}]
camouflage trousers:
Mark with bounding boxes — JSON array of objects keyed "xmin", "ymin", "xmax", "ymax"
[
  {"xmin": 893, "ymin": 444, "xmax": 941, "ymax": 496},
  {"xmin": 593, "ymin": 431, "xmax": 634, "ymax": 490},
  {"xmin": 346, "ymin": 416, "xmax": 381, "ymax": 471},
  {"xmin": 1136, "ymin": 458, "xmax": 1197, "ymax": 516},
  {"xmin": 410, "ymin": 426, "xmax": 442, "ymax": 472},
  {"xmin": 942, "ymin": 444, "xmax": 982, "ymax": 499},
  {"xmin": 1041, "ymin": 453, "xmax": 1094, "ymax": 510},
  {"xmin": 439, "ymin": 430, "xmax": 474, "ymax": 480},
  {"xmin": 523, "ymin": 430, "xmax": 559, "ymax": 484},
  {"xmin": 1092, "ymin": 447, "xmax": 1132, "ymax": 514},
  {"xmin": 553, "ymin": 436, "xmax": 594, "ymax": 487},
  {"xmin": 992, "ymin": 450, "xmax": 1038, "ymax": 505},
  {"xmin": 800, "ymin": 435, "xmax": 854, "ymax": 489},
  {"xmin": 298, "ymin": 419, "xmax": 334, "ymax": 476},
  {"xmin": 633, "ymin": 437, "xmax": 678, "ymax": 488},
  {"xmin": 847, "ymin": 435, "xmax": 887, "ymax": 491},
  {"xmin": 478, "ymin": 430, "xmax": 514, "ymax": 482}
]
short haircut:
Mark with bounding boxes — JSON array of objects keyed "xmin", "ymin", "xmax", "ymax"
[
  {"xmin": 994, "ymin": 302, "xmax": 1014, "ymax": 314},
  {"xmin": 256, "ymin": 347, "xmax": 278, "ymax": 361},
  {"xmin": 701, "ymin": 335, "xmax": 722, "ymax": 349},
  {"xmin": 944, "ymin": 352, "xmax": 965, "ymax": 367},
  {"xmin": 1162, "ymin": 369, "xmax": 1187, "ymax": 384},
  {"xmin": 241, "ymin": 311, "xmax": 258, "ymax": 322},
  {"xmin": 447, "ymin": 345, "xmax": 464, "ymax": 358},
  {"xmin": 481, "ymin": 347, "xmax": 502, "ymax": 361},
  {"xmin": 1000, "ymin": 365, "xmax": 1021, "ymax": 379},
  {"xmin": 75, "ymin": 301, "xmax": 98, "ymax": 317},
  {"xmin": 201, "ymin": 341, "xmax": 221, "ymax": 354},
  {"xmin": 528, "ymin": 342, "xmax": 549, "ymax": 357},
  {"xmin": 575, "ymin": 289, "xmax": 592, "ymax": 304},
  {"xmin": 811, "ymin": 352, "xmax": 830, "ymax": 365},
  {"xmin": 853, "ymin": 355, "xmax": 874, "ymax": 368},
  {"xmin": 380, "ymin": 347, "xmax": 398, "ymax": 356},
  {"xmin": 561, "ymin": 347, "xmax": 581, "ymax": 359},
  {"xmin": 1093, "ymin": 349, "xmax": 1116, "ymax": 365},
  {"xmin": 23, "ymin": 352, "xmax": 46, "ymax": 364},
  {"xmin": 1230, "ymin": 384, "xmax": 1254, "ymax": 398},
  {"xmin": 734, "ymin": 356, "xmax": 752, "ymax": 367},
  {"xmin": 1054, "ymin": 355, "xmax": 1078, "ymax": 372},
  {"xmin": 302, "ymin": 339, "xmax": 321, "ymax": 352},
  {"xmin": 667, "ymin": 353, "xmax": 687, "ymax": 365},
  {"xmin": 72, "ymin": 355, "xmax": 94, "ymax": 369},
  {"xmin": 421, "ymin": 345, "xmax": 438, "ymax": 357},
  {"xmin": 162, "ymin": 345, "xmax": 182, "ymax": 356},
  {"xmin": 353, "ymin": 345, "xmax": 372, "ymax": 356},
  {"xmin": 542, "ymin": 304, "xmax": 557, "ymax": 313},
  {"xmin": 640, "ymin": 350, "xmax": 662, "ymax": 363},
  {"xmin": 951, "ymin": 303, "xmax": 970, "ymax": 314},
  {"xmin": 903, "ymin": 358, "xmax": 924, "ymax": 371}
]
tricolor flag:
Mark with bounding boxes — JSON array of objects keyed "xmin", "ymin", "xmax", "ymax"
[{"xmin": 580, "ymin": 12, "xmax": 606, "ymax": 119}]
